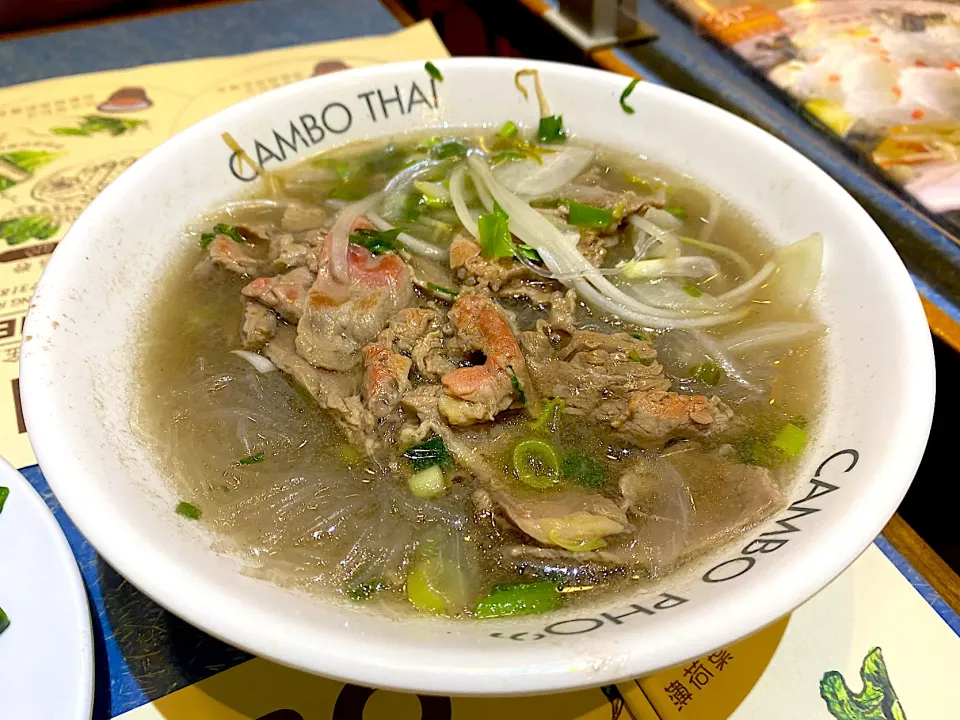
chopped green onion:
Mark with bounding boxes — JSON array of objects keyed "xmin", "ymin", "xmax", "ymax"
[
  {"xmin": 350, "ymin": 227, "xmax": 402, "ymax": 255},
  {"xmin": 424, "ymin": 61, "xmax": 443, "ymax": 82},
  {"xmin": 426, "ymin": 282, "xmax": 458, "ymax": 298},
  {"xmin": 513, "ymin": 243, "xmax": 542, "ymax": 263},
  {"xmin": 408, "ymin": 465, "xmax": 447, "ymax": 499},
  {"xmin": 567, "ymin": 201, "xmax": 613, "ymax": 228},
  {"xmin": 0, "ymin": 606, "xmax": 8, "ymax": 635},
  {"xmin": 512, "ymin": 439, "xmax": 560, "ymax": 489},
  {"xmin": 497, "ymin": 120, "xmax": 519, "ymax": 138},
  {"xmin": 682, "ymin": 285, "xmax": 702, "ymax": 298},
  {"xmin": 537, "ymin": 115, "xmax": 565, "ymax": 144},
  {"xmin": 475, "ymin": 581, "xmax": 560, "ymax": 618},
  {"xmin": 477, "ymin": 211, "xmax": 514, "ymax": 259},
  {"xmin": 771, "ymin": 422, "xmax": 807, "ymax": 459},
  {"xmin": 507, "ymin": 366, "xmax": 526, "ymax": 404},
  {"xmin": 407, "ymin": 547, "xmax": 447, "ymax": 614},
  {"xmin": 665, "ymin": 205, "xmax": 687, "ymax": 219},
  {"xmin": 560, "ymin": 451, "xmax": 607, "ymax": 489},
  {"xmin": 0, "ymin": 486, "xmax": 8, "ymax": 514},
  {"xmin": 631, "ymin": 332, "xmax": 647, "ymax": 341},
  {"xmin": 493, "ymin": 201, "xmax": 508, "ymax": 218},
  {"xmin": 620, "ymin": 78, "xmax": 640, "ymax": 114},
  {"xmin": 200, "ymin": 223, "xmax": 244, "ymax": 249},
  {"xmin": 431, "ymin": 141, "xmax": 466, "ymax": 160},
  {"xmin": 175, "ymin": 501, "xmax": 202, "ymax": 520},
  {"xmin": 403, "ymin": 436, "xmax": 450, "ymax": 471},
  {"xmin": 238, "ymin": 452, "xmax": 265, "ymax": 465},
  {"xmin": 690, "ymin": 362, "xmax": 722, "ymax": 386},
  {"xmin": 531, "ymin": 398, "xmax": 564, "ymax": 432},
  {"xmin": 347, "ymin": 579, "xmax": 386, "ymax": 601}
]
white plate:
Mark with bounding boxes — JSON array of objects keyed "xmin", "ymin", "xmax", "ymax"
[{"xmin": 0, "ymin": 458, "xmax": 93, "ymax": 719}]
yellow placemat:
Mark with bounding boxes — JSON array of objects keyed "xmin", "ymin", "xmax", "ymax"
[
  {"xmin": 0, "ymin": 20, "xmax": 448, "ymax": 469},
  {"xmin": 113, "ymin": 545, "xmax": 960, "ymax": 719}
]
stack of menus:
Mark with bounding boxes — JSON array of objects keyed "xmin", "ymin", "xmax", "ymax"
[{"xmin": 662, "ymin": 0, "xmax": 960, "ymax": 234}]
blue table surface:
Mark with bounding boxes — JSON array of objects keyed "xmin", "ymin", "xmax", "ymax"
[
  {"xmin": 4, "ymin": 2, "xmax": 960, "ymax": 717},
  {"xmin": 0, "ymin": 0, "xmax": 402, "ymax": 87}
]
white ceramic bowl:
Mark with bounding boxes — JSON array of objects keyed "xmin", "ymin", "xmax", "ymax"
[{"xmin": 20, "ymin": 58, "xmax": 935, "ymax": 694}]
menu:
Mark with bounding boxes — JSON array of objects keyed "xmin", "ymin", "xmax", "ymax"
[
  {"xmin": 664, "ymin": 0, "xmax": 960, "ymax": 234},
  {"xmin": 111, "ymin": 543, "xmax": 960, "ymax": 719},
  {"xmin": 0, "ymin": 20, "xmax": 449, "ymax": 469}
]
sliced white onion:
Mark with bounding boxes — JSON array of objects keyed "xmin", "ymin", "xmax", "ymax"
[
  {"xmin": 767, "ymin": 232, "xmax": 823, "ymax": 312},
  {"xmin": 366, "ymin": 211, "xmax": 448, "ymax": 262},
  {"xmin": 468, "ymin": 168, "xmax": 494, "ymax": 212},
  {"xmin": 643, "ymin": 206, "xmax": 684, "ymax": 231},
  {"xmin": 492, "ymin": 146, "xmax": 594, "ymax": 198},
  {"xmin": 449, "ymin": 166, "xmax": 478, "ymax": 239},
  {"xmin": 231, "ymin": 350, "xmax": 277, "ymax": 373},
  {"xmin": 722, "ymin": 322, "xmax": 826, "ymax": 356},
  {"xmin": 329, "ymin": 192, "xmax": 383, "ymax": 283}
]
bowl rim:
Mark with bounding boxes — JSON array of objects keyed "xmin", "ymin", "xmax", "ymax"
[{"xmin": 20, "ymin": 57, "xmax": 936, "ymax": 694}]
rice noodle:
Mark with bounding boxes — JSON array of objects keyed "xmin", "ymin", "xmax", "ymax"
[
  {"xmin": 716, "ymin": 261, "xmax": 776, "ymax": 306},
  {"xmin": 688, "ymin": 330, "xmax": 764, "ymax": 392},
  {"xmin": 329, "ymin": 193, "xmax": 383, "ymax": 282},
  {"xmin": 678, "ymin": 236, "xmax": 754, "ymax": 278},
  {"xmin": 722, "ymin": 321, "xmax": 826, "ymax": 356},
  {"xmin": 382, "ymin": 158, "xmax": 448, "ymax": 195},
  {"xmin": 230, "ymin": 350, "xmax": 278, "ymax": 374},
  {"xmin": 629, "ymin": 215, "xmax": 681, "ymax": 259},
  {"xmin": 449, "ymin": 165, "xmax": 478, "ymax": 238},
  {"xmin": 366, "ymin": 211, "xmax": 448, "ymax": 262}
]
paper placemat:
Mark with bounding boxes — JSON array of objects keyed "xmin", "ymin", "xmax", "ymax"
[
  {"xmin": 108, "ymin": 543, "xmax": 959, "ymax": 719},
  {"xmin": 0, "ymin": 19, "xmax": 448, "ymax": 469}
]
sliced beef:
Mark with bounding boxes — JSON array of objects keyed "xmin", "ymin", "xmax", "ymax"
[
  {"xmin": 361, "ymin": 343, "xmax": 412, "ymax": 419},
  {"xmin": 438, "ymin": 294, "xmax": 533, "ymax": 426},
  {"xmin": 241, "ymin": 266, "xmax": 314, "ymax": 322},
  {"xmin": 296, "ymin": 238, "xmax": 415, "ymax": 372},
  {"xmin": 611, "ymin": 391, "xmax": 735, "ymax": 444},
  {"xmin": 263, "ymin": 325, "xmax": 378, "ymax": 454},
  {"xmin": 448, "ymin": 235, "xmax": 558, "ymax": 303},
  {"xmin": 272, "ymin": 232, "xmax": 314, "ymax": 269},
  {"xmin": 240, "ymin": 301, "xmax": 277, "ymax": 349},
  {"xmin": 492, "ymin": 487, "xmax": 631, "ymax": 549},
  {"xmin": 208, "ymin": 235, "xmax": 258, "ymax": 276},
  {"xmin": 376, "ymin": 307, "xmax": 463, "ymax": 381},
  {"xmin": 519, "ymin": 329, "xmax": 670, "ymax": 415}
]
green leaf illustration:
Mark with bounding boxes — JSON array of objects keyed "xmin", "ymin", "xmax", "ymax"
[
  {"xmin": 0, "ymin": 215, "xmax": 60, "ymax": 245},
  {"xmin": 820, "ymin": 648, "xmax": 906, "ymax": 720}
]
